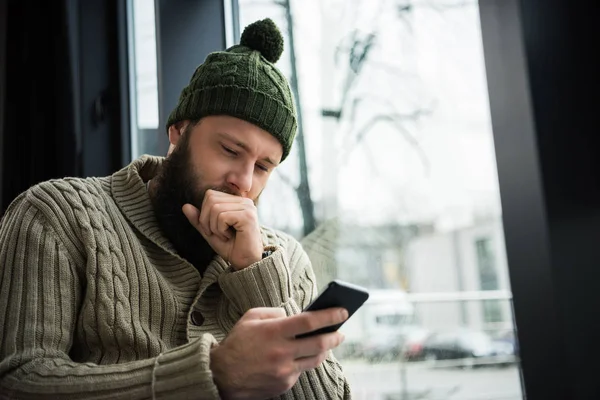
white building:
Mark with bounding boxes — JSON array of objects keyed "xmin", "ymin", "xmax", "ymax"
[{"xmin": 406, "ymin": 216, "xmax": 514, "ymax": 333}]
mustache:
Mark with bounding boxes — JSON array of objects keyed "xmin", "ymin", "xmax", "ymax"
[
  {"xmin": 184, "ymin": 185, "xmax": 239, "ymax": 209},
  {"xmin": 209, "ymin": 185, "xmax": 239, "ymax": 197},
  {"xmin": 199, "ymin": 186, "xmax": 260, "ymax": 207}
]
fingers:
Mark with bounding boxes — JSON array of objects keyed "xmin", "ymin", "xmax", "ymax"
[
  {"xmin": 182, "ymin": 202, "xmax": 245, "ymax": 243},
  {"xmin": 279, "ymin": 308, "xmax": 349, "ymax": 338},
  {"xmin": 182, "ymin": 203, "xmax": 234, "ymax": 242},
  {"xmin": 201, "ymin": 190, "xmax": 256, "ymax": 240},
  {"xmin": 242, "ymin": 307, "xmax": 287, "ymax": 321},
  {"xmin": 210, "ymin": 205, "xmax": 255, "ymax": 240},
  {"xmin": 201, "ymin": 189, "xmax": 254, "ymax": 212},
  {"xmin": 182, "ymin": 204, "xmax": 201, "ymax": 229},
  {"xmin": 293, "ymin": 331, "xmax": 345, "ymax": 359},
  {"xmin": 294, "ymin": 351, "xmax": 330, "ymax": 372}
]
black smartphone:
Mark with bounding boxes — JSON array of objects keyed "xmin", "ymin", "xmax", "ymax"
[{"xmin": 295, "ymin": 280, "xmax": 369, "ymax": 339}]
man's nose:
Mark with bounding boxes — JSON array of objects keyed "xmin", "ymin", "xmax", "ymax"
[{"xmin": 226, "ymin": 163, "xmax": 253, "ymax": 197}]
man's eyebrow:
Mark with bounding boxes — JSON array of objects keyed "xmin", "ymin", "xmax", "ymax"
[
  {"xmin": 218, "ymin": 132, "xmax": 249, "ymax": 151},
  {"xmin": 217, "ymin": 132, "xmax": 279, "ymax": 167}
]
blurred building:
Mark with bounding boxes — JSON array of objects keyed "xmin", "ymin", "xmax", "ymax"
[{"xmin": 406, "ymin": 216, "xmax": 514, "ymax": 332}]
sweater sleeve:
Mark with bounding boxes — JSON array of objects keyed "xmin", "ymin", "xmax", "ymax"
[
  {"xmin": 218, "ymin": 232, "xmax": 352, "ymax": 399},
  {"xmin": 0, "ymin": 196, "xmax": 220, "ymax": 400}
]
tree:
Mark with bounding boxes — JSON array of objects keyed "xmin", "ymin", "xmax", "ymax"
[
  {"xmin": 269, "ymin": 0, "xmax": 468, "ymax": 236},
  {"xmin": 278, "ymin": 0, "xmax": 316, "ymax": 237}
]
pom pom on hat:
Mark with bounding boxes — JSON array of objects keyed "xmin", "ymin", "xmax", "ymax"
[{"xmin": 240, "ymin": 18, "xmax": 284, "ymax": 63}]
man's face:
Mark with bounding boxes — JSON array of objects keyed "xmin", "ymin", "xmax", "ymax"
[
  {"xmin": 180, "ymin": 115, "xmax": 283, "ymax": 202},
  {"xmin": 150, "ymin": 115, "xmax": 283, "ymax": 269}
]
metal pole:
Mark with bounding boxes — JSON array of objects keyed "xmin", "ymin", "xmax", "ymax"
[{"xmin": 399, "ymin": 348, "xmax": 409, "ymax": 400}]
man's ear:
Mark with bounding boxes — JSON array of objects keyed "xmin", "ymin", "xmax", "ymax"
[{"xmin": 167, "ymin": 120, "xmax": 189, "ymax": 147}]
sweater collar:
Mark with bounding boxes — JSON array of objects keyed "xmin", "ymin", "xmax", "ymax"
[
  {"xmin": 111, "ymin": 155, "xmax": 177, "ymax": 254},
  {"xmin": 111, "ymin": 155, "xmax": 231, "ymax": 278}
]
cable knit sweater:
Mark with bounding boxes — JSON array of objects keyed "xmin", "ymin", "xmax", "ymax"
[{"xmin": 0, "ymin": 155, "xmax": 351, "ymax": 399}]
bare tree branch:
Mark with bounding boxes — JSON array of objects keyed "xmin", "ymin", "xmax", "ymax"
[
  {"xmin": 343, "ymin": 93, "xmax": 416, "ymax": 129},
  {"xmin": 342, "ymin": 108, "xmax": 433, "ymax": 174},
  {"xmin": 333, "ymin": 28, "xmax": 379, "ymax": 121},
  {"xmin": 261, "ymin": 0, "xmax": 464, "ymax": 236}
]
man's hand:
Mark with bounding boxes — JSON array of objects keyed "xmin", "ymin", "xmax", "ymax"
[
  {"xmin": 182, "ymin": 190, "xmax": 263, "ymax": 270},
  {"xmin": 210, "ymin": 307, "xmax": 348, "ymax": 400}
]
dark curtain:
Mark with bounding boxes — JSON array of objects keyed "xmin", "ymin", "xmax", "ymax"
[
  {"xmin": 1, "ymin": 0, "xmax": 78, "ymax": 215},
  {"xmin": 0, "ymin": 0, "xmax": 6, "ymax": 212}
]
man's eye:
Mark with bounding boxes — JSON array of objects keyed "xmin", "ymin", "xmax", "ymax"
[
  {"xmin": 256, "ymin": 164, "xmax": 269, "ymax": 173},
  {"xmin": 222, "ymin": 145, "xmax": 237, "ymax": 156}
]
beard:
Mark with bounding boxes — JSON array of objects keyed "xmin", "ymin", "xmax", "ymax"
[
  {"xmin": 150, "ymin": 124, "xmax": 264, "ymax": 273},
  {"xmin": 149, "ymin": 127, "xmax": 220, "ymax": 272}
]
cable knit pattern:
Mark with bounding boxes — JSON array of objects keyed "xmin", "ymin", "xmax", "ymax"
[{"xmin": 0, "ymin": 155, "xmax": 351, "ymax": 399}]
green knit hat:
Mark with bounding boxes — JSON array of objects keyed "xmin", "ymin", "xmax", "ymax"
[{"xmin": 166, "ymin": 18, "xmax": 297, "ymax": 161}]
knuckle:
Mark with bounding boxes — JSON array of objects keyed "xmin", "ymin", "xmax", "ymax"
[
  {"xmin": 273, "ymin": 365, "xmax": 288, "ymax": 380},
  {"xmin": 276, "ymin": 307, "xmax": 287, "ymax": 317},
  {"xmin": 244, "ymin": 206, "xmax": 257, "ymax": 219},
  {"xmin": 273, "ymin": 367, "xmax": 298, "ymax": 392},
  {"xmin": 284, "ymin": 374, "xmax": 299, "ymax": 391},
  {"xmin": 317, "ymin": 351, "xmax": 329, "ymax": 365},
  {"xmin": 331, "ymin": 308, "xmax": 345, "ymax": 323},
  {"xmin": 316, "ymin": 338, "xmax": 329, "ymax": 353},
  {"xmin": 243, "ymin": 308, "xmax": 260, "ymax": 318},
  {"xmin": 267, "ymin": 347, "xmax": 288, "ymax": 363},
  {"xmin": 264, "ymin": 324, "xmax": 279, "ymax": 340},
  {"xmin": 307, "ymin": 353, "xmax": 328, "ymax": 370},
  {"xmin": 302, "ymin": 318, "xmax": 319, "ymax": 333}
]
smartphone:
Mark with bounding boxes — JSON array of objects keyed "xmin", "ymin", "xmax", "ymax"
[{"xmin": 295, "ymin": 279, "xmax": 369, "ymax": 339}]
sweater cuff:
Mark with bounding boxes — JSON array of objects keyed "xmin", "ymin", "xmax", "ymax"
[
  {"xmin": 218, "ymin": 246, "xmax": 293, "ymax": 313},
  {"xmin": 153, "ymin": 335, "xmax": 220, "ymax": 400}
]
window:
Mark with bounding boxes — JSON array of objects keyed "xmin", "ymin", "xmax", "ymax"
[
  {"xmin": 475, "ymin": 237, "xmax": 504, "ymax": 324},
  {"xmin": 127, "ymin": 0, "xmax": 160, "ymax": 159},
  {"xmin": 476, "ymin": 237, "xmax": 499, "ymax": 290},
  {"xmin": 483, "ymin": 299, "xmax": 504, "ymax": 324},
  {"xmin": 236, "ymin": 0, "xmax": 523, "ymax": 398},
  {"xmin": 375, "ymin": 314, "xmax": 414, "ymax": 326}
]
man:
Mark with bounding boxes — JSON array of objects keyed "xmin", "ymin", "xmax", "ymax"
[{"xmin": 0, "ymin": 18, "xmax": 351, "ymax": 399}]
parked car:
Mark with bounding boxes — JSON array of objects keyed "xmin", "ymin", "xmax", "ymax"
[
  {"xmin": 401, "ymin": 327, "xmax": 432, "ymax": 361},
  {"xmin": 420, "ymin": 329, "xmax": 512, "ymax": 366},
  {"xmin": 494, "ymin": 329, "xmax": 519, "ymax": 357},
  {"xmin": 362, "ymin": 332, "xmax": 404, "ymax": 363},
  {"xmin": 339, "ymin": 289, "xmax": 416, "ymax": 359},
  {"xmin": 362, "ymin": 326, "xmax": 432, "ymax": 363}
]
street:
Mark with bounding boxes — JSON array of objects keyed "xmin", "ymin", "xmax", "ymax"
[{"xmin": 341, "ymin": 359, "xmax": 523, "ymax": 400}]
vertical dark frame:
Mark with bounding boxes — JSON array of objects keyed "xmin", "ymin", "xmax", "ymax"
[{"xmin": 480, "ymin": 0, "xmax": 600, "ymax": 398}]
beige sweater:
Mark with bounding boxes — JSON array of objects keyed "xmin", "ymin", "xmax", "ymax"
[{"xmin": 0, "ymin": 156, "xmax": 351, "ymax": 399}]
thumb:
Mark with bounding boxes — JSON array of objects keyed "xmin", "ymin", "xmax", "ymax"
[
  {"xmin": 182, "ymin": 204, "xmax": 202, "ymax": 230},
  {"xmin": 242, "ymin": 307, "xmax": 287, "ymax": 321}
]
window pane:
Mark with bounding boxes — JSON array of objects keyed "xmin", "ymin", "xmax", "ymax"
[
  {"xmin": 236, "ymin": 0, "xmax": 523, "ymax": 399},
  {"xmin": 483, "ymin": 299, "xmax": 504, "ymax": 324},
  {"xmin": 128, "ymin": 0, "xmax": 160, "ymax": 158},
  {"xmin": 476, "ymin": 237, "xmax": 499, "ymax": 290}
]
